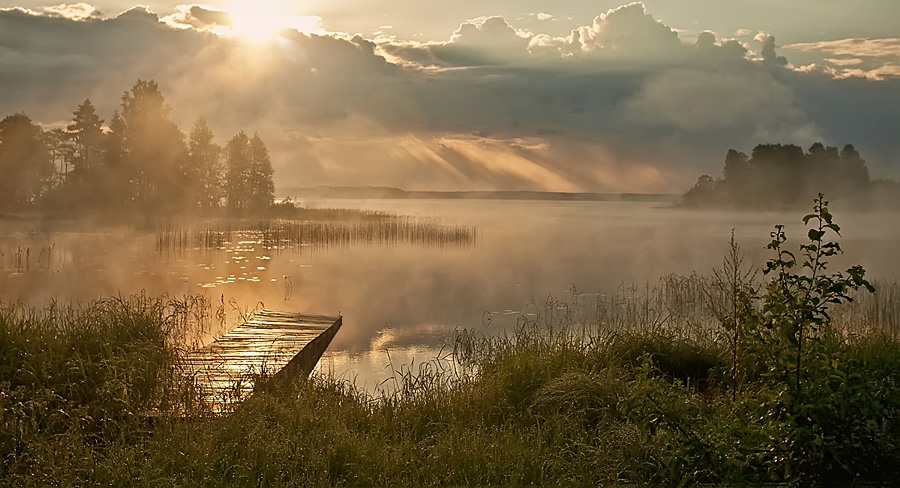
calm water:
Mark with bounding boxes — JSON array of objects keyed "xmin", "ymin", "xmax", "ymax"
[{"xmin": 3, "ymin": 200, "xmax": 900, "ymax": 391}]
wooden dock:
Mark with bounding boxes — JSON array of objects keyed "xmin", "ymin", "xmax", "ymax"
[{"xmin": 182, "ymin": 310, "xmax": 342, "ymax": 410}]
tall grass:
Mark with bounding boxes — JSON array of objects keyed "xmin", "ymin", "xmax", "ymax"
[{"xmin": 0, "ymin": 293, "xmax": 214, "ymax": 481}]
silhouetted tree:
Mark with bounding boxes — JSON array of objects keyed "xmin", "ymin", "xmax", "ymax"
[
  {"xmin": 189, "ymin": 117, "xmax": 223, "ymax": 209},
  {"xmin": 225, "ymin": 131, "xmax": 252, "ymax": 211},
  {"xmin": 43, "ymin": 127, "xmax": 73, "ymax": 186},
  {"xmin": 0, "ymin": 113, "xmax": 53, "ymax": 209},
  {"xmin": 722, "ymin": 149, "xmax": 751, "ymax": 203},
  {"xmin": 839, "ymin": 144, "xmax": 869, "ymax": 194},
  {"xmin": 120, "ymin": 79, "xmax": 189, "ymax": 210},
  {"xmin": 67, "ymin": 99, "xmax": 104, "ymax": 182},
  {"xmin": 722, "ymin": 149, "xmax": 749, "ymax": 184},
  {"xmin": 102, "ymin": 109, "xmax": 130, "ymax": 206},
  {"xmin": 750, "ymin": 143, "xmax": 806, "ymax": 204},
  {"xmin": 684, "ymin": 142, "xmax": 873, "ymax": 208},
  {"xmin": 682, "ymin": 174, "xmax": 717, "ymax": 207},
  {"xmin": 805, "ymin": 142, "xmax": 839, "ymax": 197},
  {"xmin": 0, "ymin": 79, "xmax": 281, "ymax": 214},
  {"xmin": 248, "ymin": 133, "xmax": 275, "ymax": 211},
  {"xmin": 225, "ymin": 131, "xmax": 275, "ymax": 212}
]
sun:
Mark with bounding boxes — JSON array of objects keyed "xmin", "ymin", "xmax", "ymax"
[
  {"xmin": 227, "ymin": 0, "xmax": 324, "ymax": 42},
  {"xmin": 228, "ymin": 0, "xmax": 290, "ymax": 41}
]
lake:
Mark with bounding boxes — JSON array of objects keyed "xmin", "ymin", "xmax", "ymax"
[{"xmin": 3, "ymin": 199, "xmax": 900, "ymax": 391}]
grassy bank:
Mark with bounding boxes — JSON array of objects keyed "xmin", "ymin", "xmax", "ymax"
[{"xmin": 3, "ymin": 197, "xmax": 900, "ymax": 486}]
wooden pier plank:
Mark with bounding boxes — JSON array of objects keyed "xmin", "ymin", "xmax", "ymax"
[{"xmin": 181, "ymin": 310, "xmax": 342, "ymax": 411}]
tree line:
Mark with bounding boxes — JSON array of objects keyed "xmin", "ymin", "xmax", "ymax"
[
  {"xmin": 681, "ymin": 142, "xmax": 889, "ymax": 208},
  {"xmin": 0, "ymin": 80, "xmax": 274, "ymax": 215}
]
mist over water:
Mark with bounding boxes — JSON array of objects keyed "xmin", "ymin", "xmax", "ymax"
[{"xmin": 3, "ymin": 200, "xmax": 900, "ymax": 390}]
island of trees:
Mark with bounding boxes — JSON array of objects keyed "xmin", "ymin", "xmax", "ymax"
[
  {"xmin": 682, "ymin": 143, "xmax": 899, "ymax": 209},
  {"xmin": 0, "ymin": 80, "xmax": 274, "ymax": 216}
]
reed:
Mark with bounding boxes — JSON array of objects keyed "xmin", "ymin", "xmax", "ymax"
[
  {"xmin": 155, "ymin": 218, "xmax": 477, "ymax": 254},
  {"xmin": 0, "ymin": 244, "xmax": 57, "ymax": 273}
]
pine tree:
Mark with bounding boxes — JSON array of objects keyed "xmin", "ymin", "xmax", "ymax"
[
  {"xmin": 44, "ymin": 128, "xmax": 73, "ymax": 187},
  {"xmin": 189, "ymin": 117, "xmax": 222, "ymax": 209},
  {"xmin": 67, "ymin": 99, "xmax": 104, "ymax": 182},
  {"xmin": 248, "ymin": 132, "xmax": 275, "ymax": 211},
  {"xmin": 225, "ymin": 131, "xmax": 251, "ymax": 211},
  {"xmin": 103, "ymin": 110, "xmax": 130, "ymax": 206},
  {"xmin": 120, "ymin": 79, "xmax": 188, "ymax": 209}
]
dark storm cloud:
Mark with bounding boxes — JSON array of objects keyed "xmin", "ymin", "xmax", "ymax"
[{"xmin": 1, "ymin": 2, "xmax": 898, "ymax": 193}]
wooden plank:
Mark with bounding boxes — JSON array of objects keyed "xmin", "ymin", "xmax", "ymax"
[{"xmin": 181, "ymin": 310, "xmax": 342, "ymax": 412}]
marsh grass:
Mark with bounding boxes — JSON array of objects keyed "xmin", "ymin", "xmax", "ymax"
[
  {"xmin": 155, "ymin": 217, "xmax": 476, "ymax": 254},
  {"xmin": 0, "ymin": 244, "xmax": 57, "ymax": 274},
  {"xmin": 0, "ymin": 293, "xmax": 215, "ymax": 480}
]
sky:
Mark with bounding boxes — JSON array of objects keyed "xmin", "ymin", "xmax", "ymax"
[{"xmin": 1, "ymin": 1, "xmax": 899, "ymax": 193}]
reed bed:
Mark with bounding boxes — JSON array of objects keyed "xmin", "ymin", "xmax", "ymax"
[
  {"xmin": 155, "ymin": 218, "xmax": 477, "ymax": 254},
  {"xmin": 0, "ymin": 244, "xmax": 56, "ymax": 273},
  {"xmin": 832, "ymin": 278, "xmax": 900, "ymax": 338},
  {"xmin": 556, "ymin": 273, "xmax": 900, "ymax": 340}
]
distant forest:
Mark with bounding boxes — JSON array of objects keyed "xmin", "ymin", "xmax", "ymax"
[
  {"xmin": 682, "ymin": 143, "xmax": 900, "ymax": 209},
  {"xmin": 0, "ymin": 80, "xmax": 274, "ymax": 215}
]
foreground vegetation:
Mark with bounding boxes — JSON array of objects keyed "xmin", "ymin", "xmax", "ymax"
[{"xmin": 3, "ymin": 196, "xmax": 900, "ymax": 486}]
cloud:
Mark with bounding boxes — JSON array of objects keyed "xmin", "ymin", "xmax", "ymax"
[
  {"xmin": 41, "ymin": 3, "xmax": 101, "ymax": 21},
  {"xmin": 824, "ymin": 57, "xmax": 864, "ymax": 67},
  {"xmin": 754, "ymin": 32, "xmax": 788, "ymax": 66},
  {"xmin": 440, "ymin": 16, "xmax": 531, "ymax": 63},
  {"xmin": 381, "ymin": 16, "xmax": 532, "ymax": 67},
  {"xmin": 161, "ymin": 3, "xmax": 323, "ymax": 37},
  {"xmin": 782, "ymin": 37, "xmax": 900, "ymax": 80},
  {"xmin": 840, "ymin": 63, "xmax": 900, "ymax": 81},
  {"xmin": 162, "ymin": 4, "xmax": 232, "ymax": 33},
  {"xmin": 576, "ymin": 2, "xmax": 680, "ymax": 55},
  {"xmin": 528, "ymin": 2, "xmax": 682, "ymax": 60},
  {"xmin": 691, "ymin": 31, "xmax": 748, "ymax": 63},
  {"xmin": 795, "ymin": 63, "xmax": 839, "ymax": 77},
  {"xmin": 695, "ymin": 31, "xmax": 717, "ymax": 49},
  {"xmin": 625, "ymin": 68, "xmax": 819, "ymax": 143},
  {"xmin": 386, "ymin": 3, "xmax": 687, "ymax": 67},
  {"xmin": 785, "ymin": 38, "xmax": 900, "ymax": 58}
]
